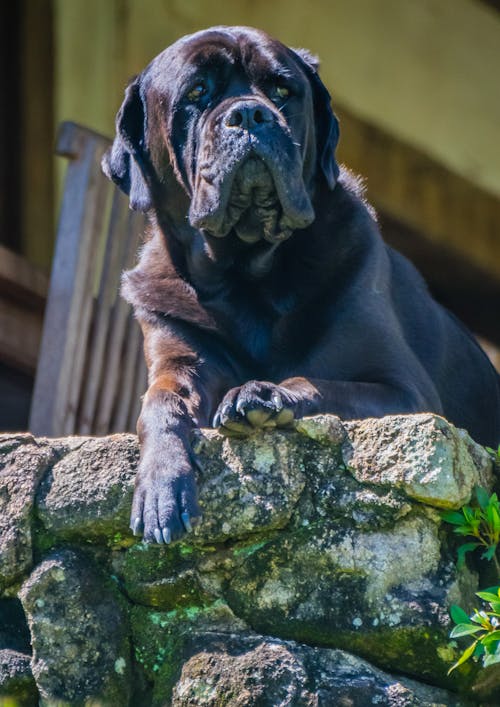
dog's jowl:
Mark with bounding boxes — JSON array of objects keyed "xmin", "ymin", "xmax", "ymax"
[{"xmin": 102, "ymin": 26, "xmax": 500, "ymax": 543}]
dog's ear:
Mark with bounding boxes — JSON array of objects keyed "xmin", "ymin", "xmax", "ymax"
[
  {"xmin": 101, "ymin": 77, "xmax": 152, "ymax": 212},
  {"xmin": 292, "ymin": 48, "xmax": 340, "ymax": 190}
]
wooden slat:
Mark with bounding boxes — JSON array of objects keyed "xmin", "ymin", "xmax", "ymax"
[
  {"xmin": 0, "ymin": 300, "xmax": 43, "ymax": 374},
  {"xmin": 93, "ymin": 298, "xmax": 131, "ymax": 435},
  {"xmin": 336, "ymin": 105, "xmax": 500, "ymax": 281},
  {"xmin": 0, "ymin": 247, "xmax": 47, "ymax": 373},
  {"xmin": 62, "ymin": 173, "xmax": 112, "ymax": 435},
  {"xmin": 379, "ymin": 213, "xmax": 500, "ymax": 347},
  {"xmin": 93, "ymin": 211, "xmax": 144, "ymax": 435},
  {"xmin": 77, "ymin": 189, "xmax": 130, "ymax": 434},
  {"xmin": 29, "ymin": 122, "xmax": 112, "ymax": 436},
  {"xmin": 0, "ymin": 245, "xmax": 48, "ymax": 307},
  {"xmin": 30, "ymin": 121, "xmax": 148, "ymax": 437},
  {"xmin": 110, "ymin": 315, "xmax": 143, "ymax": 432}
]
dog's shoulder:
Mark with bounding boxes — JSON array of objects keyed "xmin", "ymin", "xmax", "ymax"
[{"xmin": 121, "ymin": 230, "xmax": 216, "ymax": 330}]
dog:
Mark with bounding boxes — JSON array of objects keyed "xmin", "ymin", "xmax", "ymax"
[{"xmin": 102, "ymin": 26, "xmax": 500, "ymax": 544}]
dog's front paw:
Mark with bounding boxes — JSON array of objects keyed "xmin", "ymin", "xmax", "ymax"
[
  {"xmin": 213, "ymin": 381, "xmax": 296, "ymax": 436},
  {"xmin": 130, "ymin": 449, "xmax": 200, "ymax": 544}
]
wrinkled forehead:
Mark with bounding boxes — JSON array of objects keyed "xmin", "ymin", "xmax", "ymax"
[{"xmin": 145, "ymin": 27, "xmax": 300, "ymax": 91}]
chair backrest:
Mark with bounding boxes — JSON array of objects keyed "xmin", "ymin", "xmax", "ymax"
[{"xmin": 29, "ymin": 121, "xmax": 148, "ymax": 437}]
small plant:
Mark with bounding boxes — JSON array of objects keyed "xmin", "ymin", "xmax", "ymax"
[
  {"xmin": 443, "ymin": 487, "xmax": 500, "ymax": 673},
  {"xmin": 441, "ymin": 487, "xmax": 500, "ymax": 576},
  {"xmin": 448, "ymin": 589, "xmax": 500, "ymax": 673}
]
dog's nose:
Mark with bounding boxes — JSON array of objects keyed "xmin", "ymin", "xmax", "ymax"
[{"xmin": 225, "ymin": 102, "xmax": 274, "ymax": 130}]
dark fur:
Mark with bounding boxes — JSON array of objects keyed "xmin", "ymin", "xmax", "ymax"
[{"xmin": 102, "ymin": 26, "xmax": 500, "ymax": 543}]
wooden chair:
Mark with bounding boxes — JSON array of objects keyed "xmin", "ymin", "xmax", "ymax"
[{"xmin": 29, "ymin": 121, "xmax": 148, "ymax": 437}]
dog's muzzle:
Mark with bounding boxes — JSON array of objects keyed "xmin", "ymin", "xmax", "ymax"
[{"xmin": 189, "ymin": 99, "xmax": 315, "ymax": 241}]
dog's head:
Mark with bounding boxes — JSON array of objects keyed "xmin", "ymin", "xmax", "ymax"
[{"xmin": 103, "ymin": 26, "xmax": 340, "ymax": 245}]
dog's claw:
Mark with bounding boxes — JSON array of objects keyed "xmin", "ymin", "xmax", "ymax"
[
  {"xmin": 212, "ymin": 411, "xmax": 221, "ymax": 428},
  {"xmin": 236, "ymin": 398, "xmax": 246, "ymax": 415},
  {"xmin": 154, "ymin": 528, "xmax": 163, "ymax": 544},
  {"xmin": 132, "ymin": 517, "xmax": 143, "ymax": 537},
  {"xmin": 181, "ymin": 512, "xmax": 192, "ymax": 532},
  {"xmin": 162, "ymin": 528, "xmax": 171, "ymax": 544}
]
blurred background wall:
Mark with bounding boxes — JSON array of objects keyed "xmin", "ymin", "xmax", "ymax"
[{"xmin": 1, "ymin": 0, "xmax": 499, "ymax": 429}]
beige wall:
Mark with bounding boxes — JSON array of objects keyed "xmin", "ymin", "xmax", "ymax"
[{"xmin": 54, "ymin": 0, "xmax": 500, "ymax": 198}]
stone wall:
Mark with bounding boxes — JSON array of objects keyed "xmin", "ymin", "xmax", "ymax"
[{"xmin": 0, "ymin": 414, "xmax": 497, "ymax": 705}]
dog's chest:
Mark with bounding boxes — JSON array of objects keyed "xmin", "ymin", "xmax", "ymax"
[{"xmin": 203, "ymin": 284, "xmax": 317, "ymax": 372}]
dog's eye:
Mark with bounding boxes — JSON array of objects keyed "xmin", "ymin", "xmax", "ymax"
[
  {"xmin": 187, "ymin": 82, "xmax": 207, "ymax": 102},
  {"xmin": 275, "ymin": 85, "xmax": 290, "ymax": 100}
]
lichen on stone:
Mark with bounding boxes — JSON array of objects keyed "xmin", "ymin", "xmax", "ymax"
[{"xmin": 0, "ymin": 415, "xmax": 494, "ymax": 704}]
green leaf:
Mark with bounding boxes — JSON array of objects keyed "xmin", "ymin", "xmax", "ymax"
[
  {"xmin": 458, "ymin": 541, "xmax": 481, "ymax": 554},
  {"xmin": 483, "ymin": 640, "xmax": 498, "ymax": 655},
  {"xmin": 486, "ymin": 504, "xmax": 500, "ymax": 535},
  {"xmin": 492, "ymin": 506, "xmax": 500, "ymax": 534},
  {"xmin": 482, "ymin": 586, "xmax": 500, "ymax": 595},
  {"xmin": 471, "ymin": 611, "xmax": 489, "ymax": 625},
  {"xmin": 474, "ymin": 642, "xmax": 485, "ymax": 657},
  {"xmin": 481, "ymin": 545, "xmax": 498, "ymax": 562},
  {"xmin": 476, "ymin": 591, "xmax": 500, "ymax": 603},
  {"xmin": 475, "ymin": 486, "xmax": 491, "ymax": 511},
  {"xmin": 457, "ymin": 542, "xmax": 481, "ymax": 567},
  {"xmin": 450, "ymin": 605, "xmax": 471, "ymax": 625},
  {"xmin": 450, "ymin": 623, "xmax": 483, "ymax": 638},
  {"xmin": 448, "ymin": 640, "xmax": 479, "ymax": 674},
  {"xmin": 441, "ymin": 511, "xmax": 467, "ymax": 526},
  {"xmin": 462, "ymin": 506, "xmax": 475, "ymax": 524},
  {"xmin": 483, "ymin": 651, "xmax": 500, "ymax": 667},
  {"xmin": 454, "ymin": 526, "xmax": 475, "ymax": 536},
  {"xmin": 480, "ymin": 630, "xmax": 500, "ymax": 646}
]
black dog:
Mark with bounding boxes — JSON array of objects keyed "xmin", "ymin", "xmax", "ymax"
[{"xmin": 102, "ymin": 26, "xmax": 500, "ymax": 543}]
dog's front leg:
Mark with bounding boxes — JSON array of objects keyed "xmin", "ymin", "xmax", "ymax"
[
  {"xmin": 131, "ymin": 321, "xmax": 233, "ymax": 543},
  {"xmin": 132, "ymin": 377, "xmax": 200, "ymax": 544},
  {"xmin": 278, "ymin": 376, "xmax": 442, "ymax": 420},
  {"xmin": 213, "ymin": 375, "xmax": 441, "ymax": 434}
]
